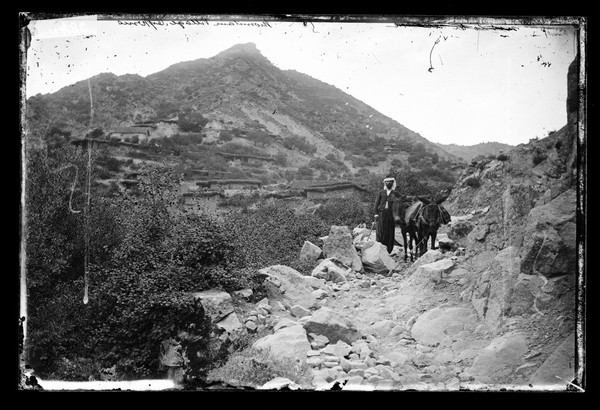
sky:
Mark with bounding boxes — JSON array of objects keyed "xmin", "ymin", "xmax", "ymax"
[{"xmin": 23, "ymin": 14, "xmax": 581, "ymax": 146}]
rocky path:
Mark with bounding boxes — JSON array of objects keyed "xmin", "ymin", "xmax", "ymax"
[
  {"xmin": 289, "ymin": 250, "xmax": 482, "ymax": 391},
  {"xmin": 229, "ymin": 232, "xmax": 576, "ymax": 392},
  {"xmin": 195, "ymin": 220, "xmax": 577, "ymax": 392}
]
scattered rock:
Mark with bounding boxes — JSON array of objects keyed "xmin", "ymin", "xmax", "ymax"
[
  {"xmin": 362, "ymin": 241, "xmax": 396, "ymax": 274},
  {"xmin": 303, "ymin": 307, "xmax": 363, "ymax": 345},
  {"xmin": 311, "ymin": 258, "xmax": 351, "ymax": 283},
  {"xmin": 299, "ymin": 240, "xmax": 323, "ymax": 264},
  {"xmin": 290, "ymin": 305, "xmax": 312, "ymax": 318}
]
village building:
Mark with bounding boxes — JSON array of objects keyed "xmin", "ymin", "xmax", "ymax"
[
  {"xmin": 108, "ymin": 126, "xmax": 153, "ymax": 142},
  {"xmin": 181, "ymin": 191, "xmax": 224, "ymax": 215},
  {"xmin": 195, "ymin": 179, "xmax": 263, "ymax": 197},
  {"xmin": 304, "ymin": 181, "xmax": 369, "ymax": 202},
  {"xmin": 216, "ymin": 152, "xmax": 275, "ymax": 165}
]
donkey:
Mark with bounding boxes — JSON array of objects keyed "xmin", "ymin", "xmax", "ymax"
[
  {"xmin": 414, "ymin": 195, "xmax": 450, "ymax": 257},
  {"xmin": 390, "ymin": 193, "xmax": 419, "ymax": 262}
]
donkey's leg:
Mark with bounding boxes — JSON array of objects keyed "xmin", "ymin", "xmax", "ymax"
[
  {"xmin": 400, "ymin": 227, "xmax": 408, "ymax": 261},
  {"xmin": 431, "ymin": 231, "xmax": 437, "ymax": 250}
]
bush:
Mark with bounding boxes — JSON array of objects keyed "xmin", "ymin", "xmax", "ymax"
[
  {"xmin": 497, "ymin": 153, "xmax": 509, "ymax": 161},
  {"xmin": 223, "ymin": 204, "xmax": 330, "ymax": 270},
  {"xmin": 464, "ymin": 176, "xmax": 481, "ymax": 188},
  {"xmin": 314, "ymin": 197, "xmax": 371, "ymax": 227},
  {"xmin": 282, "ymin": 135, "xmax": 317, "ymax": 154}
]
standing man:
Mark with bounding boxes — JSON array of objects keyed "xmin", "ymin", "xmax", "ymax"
[{"xmin": 373, "ymin": 176, "xmax": 397, "ymax": 254}]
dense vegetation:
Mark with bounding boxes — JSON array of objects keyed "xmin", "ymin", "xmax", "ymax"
[{"xmin": 24, "ymin": 138, "xmax": 336, "ymax": 379}]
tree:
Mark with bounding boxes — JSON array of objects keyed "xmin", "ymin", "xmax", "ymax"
[{"xmin": 178, "ymin": 108, "xmax": 209, "ymax": 133}]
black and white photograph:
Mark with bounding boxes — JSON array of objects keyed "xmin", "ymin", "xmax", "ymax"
[{"xmin": 18, "ymin": 13, "xmax": 586, "ymax": 393}]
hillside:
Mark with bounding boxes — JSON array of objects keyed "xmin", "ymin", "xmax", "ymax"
[
  {"xmin": 25, "ymin": 42, "xmax": 465, "ymax": 190},
  {"xmin": 435, "ymin": 141, "xmax": 515, "ymax": 162}
]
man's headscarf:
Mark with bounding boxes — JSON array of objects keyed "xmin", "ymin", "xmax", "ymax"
[{"xmin": 383, "ymin": 177, "xmax": 397, "ymax": 191}]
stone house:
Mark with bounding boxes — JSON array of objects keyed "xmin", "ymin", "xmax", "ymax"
[
  {"xmin": 216, "ymin": 152, "xmax": 274, "ymax": 165},
  {"xmin": 196, "ymin": 179, "xmax": 263, "ymax": 191},
  {"xmin": 305, "ymin": 182, "xmax": 369, "ymax": 202},
  {"xmin": 181, "ymin": 191, "xmax": 224, "ymax": 215},
  {"xmin": 108, "ymin": 126, "xmax": 153, "ymax": 142}
]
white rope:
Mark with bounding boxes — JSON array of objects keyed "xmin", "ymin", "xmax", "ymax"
[{"xmin": 83, "ymin": 78, "xmax": 94, "ymax": 305}]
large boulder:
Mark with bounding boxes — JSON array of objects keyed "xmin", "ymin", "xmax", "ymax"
[
  {"xmin": 303, "ymin": 307, "xmax": 363, "ymax": 344},
  {"xmin": 467, "ymin": 332, "xmax": 529, "ymax": 384},
  {"xmin": 253, "ymin": 323, "xmax": 311, "ymax": 365},
  {"xmin": 520, "ymin": 189, "xmax": 577, "ymax": 278},
  {"xmin": 408, "ymin": 258, "xmax": 455, "ymax": 287},
  {"xmin": 361, "ymin": 241, "xmax": 396, "ymax": 274},
  {"xmin": 410, "ymin": 306, "xmax": 478, "ymax": 346},
  {"xmin": 258, "ymin": 265, "xmax": 319, "ymax": 310},
  {"xmin": 322, "ymin": 225, "xmax": 363, "ymax": 272}
]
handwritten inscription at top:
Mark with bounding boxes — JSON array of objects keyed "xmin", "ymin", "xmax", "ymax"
[{"xmin": 116, "ymin": 19, "xmax": 272, "ymax": 30}]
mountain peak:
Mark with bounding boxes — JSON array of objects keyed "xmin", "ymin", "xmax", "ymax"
[{"xmin": 216, "ymin": 42, "xmax": 263, "ymax": 58}]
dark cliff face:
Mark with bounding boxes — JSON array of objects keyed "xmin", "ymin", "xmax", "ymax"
[{"xmin": 566, "ymin": 55, "xmax": 580, "ymax": 130}]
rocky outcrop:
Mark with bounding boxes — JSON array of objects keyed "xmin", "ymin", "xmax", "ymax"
[
  {"xmin": 528, "ymin": 332, "xmax": 576, "ymax": 389},
  {"xmin": 466, "ymin": 332, "xmax": 529, "ymax": 384},
  {"xmin": 520, "ymin": 189, "xmax": 577, "ymax": 278},
  {"xmin": 411, "ymin": 306, "xmax": 479, "ymax": 346},
  {"xmin": 462, "ymin": 246, "xmax": 521, "ymax": 325}
]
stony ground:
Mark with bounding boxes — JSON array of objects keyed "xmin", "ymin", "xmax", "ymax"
[{"xmin": 223, "ymin": 231, "xmax": 577, "ymax": 392}]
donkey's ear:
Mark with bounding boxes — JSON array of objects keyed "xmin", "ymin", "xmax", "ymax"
[
  {"xmin": 417, "ymin": 196, "xmax": 430, "ymax": 204},
  {"xmin": 435, "ymin": 195, "xmax": 448, "ymax": 204}
]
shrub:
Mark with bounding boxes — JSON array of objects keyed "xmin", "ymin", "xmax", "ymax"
[
  {"xmin": 497, "ymin": 153, "xmax": 509, "ymax": 161},
  {"xmin": 282, "ymin": 135, "xmax": 317, "ymax": 154},
  {"xmin": 464, "ymin": 176, "xmax": 481, "ymax": 188},
  {"xmin": 219, "ymin": 130, "xmax": 234, "ymax": 142},
  {"xmin": 314, "ymin": 197, "xmax": 371, "ymax": 227},
  {"xmin": 222, "ymin": 204, "xmax": 330, "ymax": 270}
]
